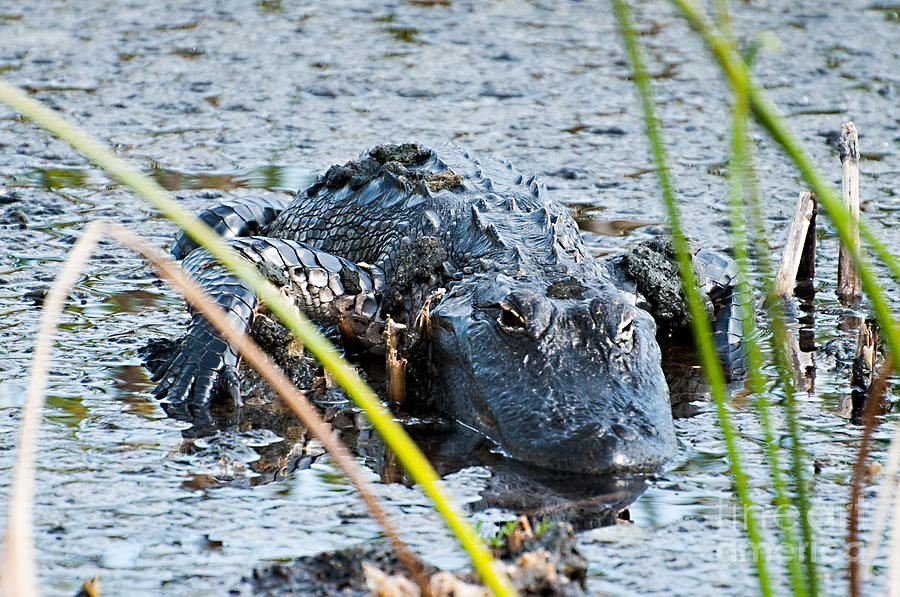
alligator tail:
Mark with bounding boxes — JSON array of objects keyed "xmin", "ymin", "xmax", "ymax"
[
  {"xmin": 171, "ymin": 195, "xmax": 293, "ymax": 260},
  {"xmin": 696, "ymin": 248, "xmax": 746, "ymax": 379}
]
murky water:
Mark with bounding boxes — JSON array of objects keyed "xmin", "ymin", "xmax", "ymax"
[{"xmin": 1, "ymin": 0, "xmax": 898, "ymax": 595}]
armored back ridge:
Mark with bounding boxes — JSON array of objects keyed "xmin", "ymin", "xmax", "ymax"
[{"xmin": 153, "ymin": 144, "xmax": 694, "ymax": 473}]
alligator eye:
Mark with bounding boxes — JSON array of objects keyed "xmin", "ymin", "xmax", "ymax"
[{"xmin": 497, "ymin": 305, "xmax": 528, "ymax": 336}]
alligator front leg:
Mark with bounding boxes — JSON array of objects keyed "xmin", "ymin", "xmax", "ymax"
[
  {"xmin": 153, "ymin": 236, "xmax": 383, "ymax": 432},
  {"xmin": 171, "ymin": 195, "xmax": 293, "ymax": 259}
]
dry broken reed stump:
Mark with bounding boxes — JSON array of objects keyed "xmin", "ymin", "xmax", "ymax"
[
  {"xmin": 774, "ymin": 191, "xmax": 817, "ymax": 299},
  {"xmin": 850, "ymin": 318, "xmax": 880, "ymax": 422},
  {"xmin": 837, "ymin": 121, "xmax": 861, "ymax": 302}
]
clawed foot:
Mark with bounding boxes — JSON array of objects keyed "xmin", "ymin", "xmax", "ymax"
[{"xmin": 147, "ymin": 331, "xmax": 243, "ymax": 435}]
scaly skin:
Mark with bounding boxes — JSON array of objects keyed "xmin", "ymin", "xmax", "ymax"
[{"xmin": 154, "ymin": 143, "xmax": 738, "ymax": 473}]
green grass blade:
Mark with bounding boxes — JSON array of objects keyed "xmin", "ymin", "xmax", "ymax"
[
  {"xmin": 668, "ymin": 0, "xmax": 900, "ymax": 371},
  {"xmin": 722, "ymin": 48, "xmax": 808, "ymax": 595},
  {"xmin": 609, "ymin": 2, "xmax": 773, "ymax": 594},
  {"xmin": 710, "ymin": 2, "xmax": 811, "ymax": 591},
  {"xmin": 738, "ymin": 146, "xmax": 819, "ymax": 596},
  {"xmin": 670, "ymin": 2, "xmax": 900, "ymax": 593},
  {"xmin": 740, "ymin": 174, "xmax": 819, "ymax": 594},
  {"xmin": 0, "ymin": 77, "xmax": 518, "ymax": 597}
]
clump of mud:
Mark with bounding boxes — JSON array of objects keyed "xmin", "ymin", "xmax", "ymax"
[
  {"xmin": 620, "ymin": 235, "xmax": 713, "ymax": 335},
  {"xmin": 382, "ymin": 235, "xmax": 449, "ymax": 317},
  {"xmin": 233, "ymin": 543, "xmax": 408, "ymax": 597},
  {"xmin": 369, "ymin": 143, "xmax": 432, "ymax": 166},
  {"xmin": 238, "ymin": 310, "xmax": 324, "ymax": 403},
  {"xmin": 313, "ymin": 143, "xmax": 461, "ymax": 194},
  {"xmin": 231, "ymin": 521, "xmax": 587, "ymax": 597},
  {"xmin": 491, "ymin": 520, "xmax": 587, "ymax": 596},
  {"xmin": 423, "ymin": 169, "xmax": 463, "ymax": 192}
]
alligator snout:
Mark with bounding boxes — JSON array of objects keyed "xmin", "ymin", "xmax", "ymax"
[{"xmin": 429, "ymin": 280, "xmax": 677, "ymax": 474}]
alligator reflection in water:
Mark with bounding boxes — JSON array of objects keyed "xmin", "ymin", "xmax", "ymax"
[
  {"xmin": 142, "ymin": 311, "xmax": 713, "ymax": 529},
  {"xmin": 415, "ymin": 424, "xmax": 650, "ymax": 529}
]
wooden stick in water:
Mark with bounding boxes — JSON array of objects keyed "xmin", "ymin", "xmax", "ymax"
[
  {"xmin": 385, "ymin": 317, "xmax": 408, "ymax": 405},
  {"xmin": 774, "ymin": 191, "xmax": 816, "ymax": 299},
  {"xmin": 838, "ymin": 121, "xmax": 861, "ymax": 302},
  {"xmin": 796, "ymin": 193, "xmax": 817, "ymax": 287}
]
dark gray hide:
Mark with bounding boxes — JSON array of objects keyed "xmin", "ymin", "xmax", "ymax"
[{"xmin": 157, "ymin": 144, "xmax": 677, "ymax": 473}]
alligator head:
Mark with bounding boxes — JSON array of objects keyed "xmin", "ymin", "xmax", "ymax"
[{"xmin": 426, "ymin": 272, "xmax": 675, "ymax": 474}]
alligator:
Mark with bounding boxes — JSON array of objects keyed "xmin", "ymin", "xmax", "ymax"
[{"xmin": 151, "ymin": 143, "xmax": 739, "ymax": 474}]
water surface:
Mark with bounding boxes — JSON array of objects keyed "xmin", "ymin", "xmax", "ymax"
[{"xmin": 1, "ymin": 1, "xmax": 898, "ymax": 595}]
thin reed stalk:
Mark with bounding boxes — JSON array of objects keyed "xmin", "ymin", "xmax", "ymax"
[
  {"xmin": 102, "ymin": 222, "xmax": 431, "ymax": 594},
  {"xmin": 721, "ymin": 49, "xmax": 807, "ymax": 595},
  {"xmin": 0, "ymin": 78, "xmax": 516, "ymax": 597},
  {"xmin": 849, "ymin": 357, "xmax": 894, "ymax": 597},
  {"xmin": 862, "ymin": 418, "xmax": 900, "ymax": 581},
  {"xmin": 668, "ymin": 0, "xmax": 900, "ymax": 370},
  {"xmin": 1, "ymin": 221, "xmax": 104, "ymax": 597},
  {"xmin": 610, "ymin": 2, "xmax": 772, "ymax": 594},
  {"xmin": 718, "ymin": 64, "xmax": 820, "ymax": 597},
  {"xmin": 889, "ymin": 464, "xmax": 900, "ymax": 597},
  {"xmin": 746, "ymin": 193, "xmax": 819, "ymax": 596},
  {"xmin": 722, "ymin": 94, "xmax": 818, "ymax": 596},
  {"xmin": 1, "ymin": 220, "xmax": 434, "ymax": 595}
]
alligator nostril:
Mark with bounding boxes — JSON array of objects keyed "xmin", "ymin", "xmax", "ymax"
[{"xmin": 612, "ymin": 423, "xmax": 639, "ymax": 442}]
